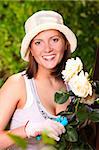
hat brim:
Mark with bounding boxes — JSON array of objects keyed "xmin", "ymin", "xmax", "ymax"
[{"xmin": 21, "ymin": 23, "xmax": 77, "ymax": 61}]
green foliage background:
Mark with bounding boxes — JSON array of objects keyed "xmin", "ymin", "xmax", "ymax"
[{"xmin": 0, "ymin": 0, "xmax": 99, "ymax": 87}]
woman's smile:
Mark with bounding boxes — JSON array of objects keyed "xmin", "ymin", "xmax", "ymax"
[
  {"xmin": 30, "ymin": 29, "xmax": 66, "ymax": 69},
  {"xmin": 42, "ymin": 54, "xmax": 56, "ymax": 61}
]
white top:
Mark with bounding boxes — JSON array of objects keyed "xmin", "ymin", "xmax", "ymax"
[{"xmin": 9, "ymin": 73, "xmax": 57, "ymax": 150}]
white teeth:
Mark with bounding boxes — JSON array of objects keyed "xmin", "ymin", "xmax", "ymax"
[{"xmin": 43, "ymin": 55, "xmax": 55, "ymax": 60}]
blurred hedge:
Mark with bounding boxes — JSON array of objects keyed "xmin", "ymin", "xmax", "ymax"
[{"xmin": 0, "ymin": 0, "xmax": 99, "ymax": 87}]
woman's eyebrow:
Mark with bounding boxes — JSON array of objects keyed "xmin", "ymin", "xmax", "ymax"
[
  {"xmin": 33, "ymin": 34, "xmax": 61, "ymax": 41},
  {"xmin": 50, "ymin": 35, "xmax": 61, "ymax": 38},
  {"xmin": 33, "ymin": 38, "xmax": 43, "ymax": 42}
]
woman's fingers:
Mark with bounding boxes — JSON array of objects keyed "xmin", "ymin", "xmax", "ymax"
[
  {"xmin": 55, "ymin": 121, "xmax": 66, "ymax": 134},
  {"xmin": 45, "ymin": 120, "xmax": 66, "ymax": 137},
  {"xmin": 47, "ymin": 132, "xmax": 60, "ymax": 141}
]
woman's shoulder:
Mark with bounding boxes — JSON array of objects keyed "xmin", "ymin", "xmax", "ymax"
[
  {"xmin": 2, "ymin": 72, "xmax": 26, "ymax": 92},
  {"xmin": 8, "ymin": 72, "xmax": 25, "ymax": 83},
  {"xmin": 0, "ymin": 72, "xmax": 26, "ymax": 108}
]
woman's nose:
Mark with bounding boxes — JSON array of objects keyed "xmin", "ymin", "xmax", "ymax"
[{"xmin": 44, "ymin": 42, "xmax": 53, "ymax": 53}]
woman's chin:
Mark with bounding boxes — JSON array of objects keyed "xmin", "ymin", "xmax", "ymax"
[{"xmin": 41, "ymin": 60, "xmax": 57, "ymax": 69}]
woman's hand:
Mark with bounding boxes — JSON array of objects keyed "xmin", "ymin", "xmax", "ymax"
[{"xmin": 25, "ymin": 119, "xmax": 66, "ymax": 141}]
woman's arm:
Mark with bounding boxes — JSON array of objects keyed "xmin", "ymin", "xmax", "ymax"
[
  {"xmin": 0, "ymin": 74, "xmax": 27, "ymax": 149},
  {"xmin": 0, "ymin": 126, "xmax": 27, "ymax": 149},
  {"xmin": 0, "ymin": 74, "xmax": 67, "ymax": 149}
]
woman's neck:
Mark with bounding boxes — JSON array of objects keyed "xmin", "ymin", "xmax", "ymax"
[
  {"xmin": 35, "ymin": 68, "xmax": 64, "ymax": 91},
  {"xmin": 35, "ymin": 67, "xmax": 55, "ymax": 80}
]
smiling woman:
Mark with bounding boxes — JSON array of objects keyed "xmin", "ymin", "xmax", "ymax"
[
  {"xmin": 27, "ymin": 30, "xmax": 70, "ymax": 79},
  {"xmin": 0, "ymin": 10, "xmax": 77, "ymax": 149},
  {"xmin": 29, "ymin": 30, "xmax": 66, "ymax": 70}
]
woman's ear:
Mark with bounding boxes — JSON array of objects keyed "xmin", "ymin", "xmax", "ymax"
[{"xmin": 28, "ymin": 47, "xmax": 34, "ymax": 56}]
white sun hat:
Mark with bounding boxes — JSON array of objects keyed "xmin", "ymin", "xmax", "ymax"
[{"xmin": 21, "ymin": 10, "xmax": 77, "ymax": 61}]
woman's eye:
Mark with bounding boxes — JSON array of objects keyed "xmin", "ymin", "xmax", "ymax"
[
  {"xmin": 35, "ymin": 41, "xmax": 41, "ymax": 45},
  {"xmin": 53, "ymin": 38, "xmax": 59, "ymax": 42}
]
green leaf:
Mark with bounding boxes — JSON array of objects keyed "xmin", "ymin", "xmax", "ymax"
[
  {"xmin": 76, "ymin": 105, "xmax": 89, "ymax": 123},
  {"xmin": 69, "ymin": 120, "xmax": 78, "ymax": 126},
  {"xmin": 7, "ymin": 133, "xmax": 27, "ymax": 150},
  {"xmin": 54, "ymin": 91, "xmax": 69, "ymax": 104},
  {"xmin": 89, "ymin": 109, "xmax": 99, "ymax": 122},
  {"xmin": 42, "ymin": 131, "xmax": 56, "ymax": 145},
  {"xmin": 88, "ymin": 68, "xmax": 93, "ymax": 79},
  {"xmin": 57, "ymin": 110, "xmax": 73, "ymax": 116},
  {"xmin": 65, "ymin": 125, "xmax": 78, "ymax": 142}
]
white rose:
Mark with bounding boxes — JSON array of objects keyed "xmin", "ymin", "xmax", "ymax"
[
  {"xmin": 68, "ymin": 70, "xmax": 92, "ymax": 98},
  {"xmin": 62, "ymin": 57, "xmax": 83, "ymax": 82}
]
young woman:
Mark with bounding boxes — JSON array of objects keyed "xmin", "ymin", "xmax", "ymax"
[{"xmin": 0, "ymin": 10, "xmax": 77, "ymax": 149}]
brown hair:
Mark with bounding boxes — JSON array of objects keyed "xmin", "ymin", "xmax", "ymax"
[{"xmin": 26, "ymin": 33, "xmax": 71, "ymax": 79}]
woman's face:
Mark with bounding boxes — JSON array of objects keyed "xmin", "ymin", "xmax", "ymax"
[{"xmin": 30, "ymin": 29, "xmax": 66, "ymax": 70}]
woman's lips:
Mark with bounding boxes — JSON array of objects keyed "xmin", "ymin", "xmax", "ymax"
[{"xmin": 42, "ymin": 54, "xmax": 56, "ymax": 61}]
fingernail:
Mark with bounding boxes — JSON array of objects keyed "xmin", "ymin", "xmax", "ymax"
[
  {"xmin": 63, "ymin": 129, "xmax": 66, "ymax": 133},
  {"xmin": 56, "ymin": 137, "xmax": 60, "ymax": 141}
]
